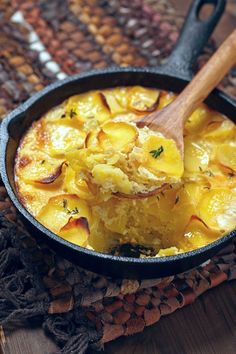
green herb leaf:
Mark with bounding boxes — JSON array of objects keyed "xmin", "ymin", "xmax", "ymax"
[
  {"xmin": 69, "ymin": 109, "xmax": 77, "ymax": 119},
  {"xmin": 67, "ymin": 207, "xmax": 79, "ymax": 215},
  {"xmin": 149, "ymin": 146, "xmax": 164, "ymax": 159},
  {"xmin": 62, "ymin": 199, "xmax": 68, "ymax": 209},
  {"xmin": 62, "ymin": 199, "xmax": 79, "ymax": 215}
]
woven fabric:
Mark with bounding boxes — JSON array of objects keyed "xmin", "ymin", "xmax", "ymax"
[{"xmin": 0, "ymin": 1, "xmax": 236, "ymax": 354}]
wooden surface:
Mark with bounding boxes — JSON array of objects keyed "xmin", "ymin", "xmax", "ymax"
[
  {"xmin": 1, "ymin": 282, "xmax": 236, "ymax": 354},
  {"xmin": 1, "ymin": 1, "xmax": 236, "ymax": 354}
]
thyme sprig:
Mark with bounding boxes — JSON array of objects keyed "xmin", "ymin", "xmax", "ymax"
[
  {"xmin": 69, "ymin": 109, "xmax": 77, "ymax": 119},
  {"xmin": 62, "ymin": 199, "xmax": 79, "ymax": 215},
  {"xmin": 149, "ymin": 146, "xmax": 164, "ymax": 159}
]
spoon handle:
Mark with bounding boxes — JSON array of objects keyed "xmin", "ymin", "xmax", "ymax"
[{"xmin": 176, "ymin": 28, "xmax": 236, "ymax": 122}]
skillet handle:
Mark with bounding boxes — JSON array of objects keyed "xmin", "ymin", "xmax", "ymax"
[{"xmin": 162, "ymin": 0, "xmax": 226, "ymax": 79}]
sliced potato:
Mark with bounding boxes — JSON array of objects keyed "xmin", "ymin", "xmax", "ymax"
[
  {"xmin": 105, "ymin": 87, "xmax": 129, "ymax": 110},
  {"xmin": 98, "ymin": 121, "xmax": 138, "ymax": 153},
  {"xmin": 92, "ymin": 164, "xmax": 132, "ymax": 194},
  {"xmin": 43, "ymin": 104, "xmax": 66, "ymax": 122},
  {"xmin": 103, "ymin": 91, "xmax": 127, "ymax": 115},
  {"xmin": 157, "ymin": 247, "xmax": 180, "ymax": 256},
  {"xmin": 142, "ymin": 135, "xmax": 184, "ymax": 177},
  {"xmin": 184, "ymin": 182, "xmax": 210, "ymax": 207},
  {"xmin": 63, "ymin": 165, "xmax": 94, "ymax": 200},
  {"xmin": 198, "ymin": 188, "xmax": 236, "ymax": 230},
  {"xmin": 35, "ymin": 162, "xmax": 65, "ymax": 185},
  {"xmin": 21, "ymin": 120, "xmax": 49, "ymax": 151},
  {"xmin": 45, "ymin": 123, "xmax": 86, "ymax": 156},
  {"xmin": 84, "ymin": 130, "xmax": 99, "ymax": 148},
  {"xmin": 215, "ymin": 144, "xmax": 236, "ymax": 171},
  {"xmin": 37, "ymin": 194, "xmax": 90, "ymax": 233},
  {"xmin": 66, "ymin": 91, "xmax": 111, "ymax": 123},
  {"xmin": 202, "ymin": 118, "xmax": 235, "ymax": 139},
  {"xmin": 16, "ymin": 152, "xmax": 64, "ymax": 186},
  {"xmin": 184, "ymin": 140, "xmax": 209, "ymax": 172},
  {"xmin": 158, "ymin": 92, "xmax": 175, "ymax": 109},
  {"xmin": 127, "ymin": 86, "xmax": 160, "ymax": 113},
  {"xmin": 184, "ymin": 105, "xmax": 210, "ymax": 134},
  {"xmin": 66, "ymin": 147, "xmax": 106, "ymax": 172},
  {"xmin": 181, "ymin": 215, "xmax": 221, "ymax": 250},
  {"xmin": 58, "ymin": 217, "xmax": 89, "ymax": 246}
]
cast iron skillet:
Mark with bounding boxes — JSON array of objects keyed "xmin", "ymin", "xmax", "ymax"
[{"xmin": 1, "ymin": 0, "xmax": 236, "ymax": 279}]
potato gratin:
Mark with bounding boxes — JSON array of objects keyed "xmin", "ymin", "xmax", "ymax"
[{"xmin": 15, "ymin": 87, "xmax": 236, "ymax": 257}]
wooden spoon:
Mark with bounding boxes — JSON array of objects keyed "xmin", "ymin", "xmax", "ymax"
[
  {"xmin": 137, "ymin": 28, "xmax": 236, "ymax": 155},
  {"xmin": 115, "ymin": 29, "xmax": 236, "ymax": 200}
]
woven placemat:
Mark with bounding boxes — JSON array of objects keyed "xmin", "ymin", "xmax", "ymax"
[{"xmin": 0, "ymin": 1, "xmax": 236, "ymax": 354}]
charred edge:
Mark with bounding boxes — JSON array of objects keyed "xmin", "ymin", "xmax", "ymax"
[
  {"xmin": 60, "ymin": 216, "xmax": 90, "ymax": 234},
  {"xmin": 189, "ymin": 215, "xmax": 210, "ymax": 229},
  {"xmin": 99, "ymin": 92, "xmax": 111, "ymax": 112},
  {"xmin": 35, "ymin": 162, "xmax": 66, "ymax": 184},
  {"xmin": 18, "ymin": 156, "xmax": 32, "ymax": 168}
]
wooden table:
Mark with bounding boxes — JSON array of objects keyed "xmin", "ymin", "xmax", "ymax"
[
  {"xmin": 1, "ymin": 282, "xmax": 236, "ymax": 354},
  {"xmin": 1, "ymin": 1, "xmax": 235, "ymax": 353}
]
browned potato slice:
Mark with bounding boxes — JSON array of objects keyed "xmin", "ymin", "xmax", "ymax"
[
  {"xmin": 58, "ymin": 217, "xmax": 89, "ymax": 246},
  {"xmin": 127, "ymin": 86, "xmax": 160, "ymax": 113},
  {"xmin": 181, "ymin": 215, "xmax": 221, "ymax": 250},
  {"xmin": 34, "ymin": 162, "xmax": 65, "ymax": 184},
  {"xmin": 216, "ymin": 144, "xmax": 236, "ymax": 171},
  {"xmin": 37, "ymin": 194, "xmax": 90, "ymax": 233},
  {"xmin": 142, "ymin": 135, "xmax": 184, "ymax": 178},
  {"xmin": 98, "ymin": 121, "xmax": 138, "ymax": 152},
  {"xmin": 15, "ymin": 151, "xmax": 64, "ymax": 186}
]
